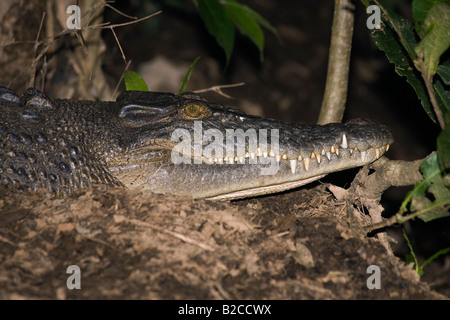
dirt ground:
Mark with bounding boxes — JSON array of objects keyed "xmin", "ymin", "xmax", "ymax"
[
  {"xmin": 0, "ymin": 184, "xmax": 445, "ymax": 299},
  {"xmin": 0, "ymin": 0, "xmax": 449, "ymax": 299}
]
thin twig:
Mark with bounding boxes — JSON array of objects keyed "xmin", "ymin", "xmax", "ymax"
[
  {"xmin": 74, "ymin": 31, "xmax": 88, "ymax": 54},
  {"xmin": 30, "ymin": 12, "xmax": 46, "ymax": 88},
  {"xmin": 86, "ymin": 11, "xmax": 161, "ymax": 30},
  {"xmin": 110, "ymin": 27, "xmax": 126, "ymax": 63},
  {"xmin": 104, "ymin": 3, "xmax": 138, "ymax": 20},
  {"xmin": 194, "ymin": 82, "xmax": 245, "ymax": 98},
  {"xmin": 84, "ymin": 0, "xmax": 111, "ymax": 26},
  {"xmin": 111, "ymin": 59, "xmax": 132, "ymax": 100}
]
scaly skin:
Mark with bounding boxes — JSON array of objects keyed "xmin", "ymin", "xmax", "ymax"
[{"xmin": 0, "ymin": 87, "xmax": 393, "ymax": 200}]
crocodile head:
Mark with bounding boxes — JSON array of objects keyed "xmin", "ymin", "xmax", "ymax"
[
  {"xmin": 107, "ymin": 91, "xmax": 393, "ymax": 200},
  {"xmin": 0, "ymin": 88, "xmax": 393, "ymax": 200}
]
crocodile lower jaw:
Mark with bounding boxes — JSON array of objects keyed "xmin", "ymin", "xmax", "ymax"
[{"xmin": 205, "ymin": 175, "xmax": 325, "ymax": 201}]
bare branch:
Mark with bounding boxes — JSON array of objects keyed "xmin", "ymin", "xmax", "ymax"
[
  {"xmin": 317, "ymin": 0, "xmax": 355, "ymax": 125},
  {"xmin": 104, "ymin": 3, "xmax": 138, "ymax": 20},
  {"xmin": 111, "ymin": 59, "xmax": 132, "ymax": 100},
  {"xmin": 337, "ymin": 155, "xmax": 432, "ymax": 235},
  {"xmin": 85, "ymin": 11, "xmax": 161, "ymax": 30},
  {"xmin": 194, "ymin": 82, "xmax": 245, "ymax": 99},
  {"xmin": 110, "ymin": 27, "xmax": 126, "ymax": 63}
]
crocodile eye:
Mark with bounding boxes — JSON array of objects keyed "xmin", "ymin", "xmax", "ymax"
[
  {"xmin": 185, "ymin": 104, "xmax": 201, "ymax": 117},
  {"xmin": 181, "ymin": 102, "xmax": 211, "ymax": 120}
]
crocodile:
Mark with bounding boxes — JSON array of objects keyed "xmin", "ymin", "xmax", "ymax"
[{"xmin": 0, "ymin": 87, "xmax": 393, "ymax": 200}]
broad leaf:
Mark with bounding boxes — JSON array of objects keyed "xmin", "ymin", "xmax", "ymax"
[
  {"xmin": 437, "ymin": 55, "xmax": 450, "ymax": 85},
  {"xmin": 369, "ymin": 5, "xmax": 436, "ymax": 122},
  {"xmin": 223, "ymin": 0, "xmax": 264, "ymax": 60},
  {"xmin": 412, "ymin": 0, "xmax": 443, "ymax": 36},
  {"xmin": 197, "ymin": 0, "xmax": 235, "ymax": 66},
  {"xmin": 410, "ymin": 154, "xmax": 450, "ymax": 222},
  {"xmin": 414, "ymin": 2, "xmax": 450, "ymax": 76},
  {"xmin": 123, "ymin": 70, "xmax": 149, "ymax": 91},
  {"xmin": 434, "ymin": 78, "xmax": 450, "ymax": 112},
  {"xmin": 437, "ymin": 111, "xmax": 450, "ymax": 171}
]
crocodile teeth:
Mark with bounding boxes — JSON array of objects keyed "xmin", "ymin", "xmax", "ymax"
[
  {"xmin": 245, "ymin": 152, "xmax": 249, "ymax": 158},
  {"xmin": 239, "ymin": 156, "xmax": 244, "ymax": 163},
  {"xmin": 386, "ymin": 144, "xmax": 390, "ymax": 151},
  {"xmin": 326, "ymin": 151, "xmax": 331, "ymax": 160},
  {"xmin": 256, "ymin": 147, "xmax": 262, "ymax": 156},
  {"xmin": 298, "ymin": 155, "xmax": 302, "ymax": 161},
  {"xmin": 375, "ymin": 148, "xmax": 380, "ymax": 158},
  {"xmin": 289, "ymin": 159, "xmax": 297, "ymax": 174},
  {"xmin": 276, "ymin": 155, "xmax": 281, "ymax": 162},
  {"xmin": 263, "ymin": 151, "xmax": 268, "ymax": 157},
  {"xmin": 269, "ymin": 150, "xmax": 275, "ymax": 157},
  {"xmin": 331, "ymin": 146, "xmax": 336, "ymax": 153},
  {"xmin": 311, "ymin": 152, "xmax": 316, "ymax": 159},
  {"xmin": 282, "ymin": 154, "xmax": 287, "ymax": 160},
  {"xmin": 316, "ymin": 154, "xmax": 321, "ymax": 164},
  {"xmin": 335, "ymin": 148, "xmax": 339, "ymax": 156},
  {"xmin": 304, "ymin": 158, "xmax": 310, "ymax": 171},
  {"xmin": 341, "ymin": 134, "xmax": 348, "ymax": 149},
  {"xmin": 361, "ymin": 150, "xmax": 367, "ymax": 162},
  {"xmin": 350, "ymin": 148, "xmax": 353, "ymax": 154},
  {"xmin": 250, "ymin": 152, "xmax": 255, "ymax": 159}
]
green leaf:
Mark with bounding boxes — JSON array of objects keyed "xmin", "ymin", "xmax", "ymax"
[
  {"xmin": 375, "ymin": 1, "xmax": 418, "ymax": 59},
  {"xmin": 123, "ymin": 70, "xmax": 149, "ymax": 91},
  {"xmin": 437, "ymin": 111, "xmax": 450, "ymax": 171},
  {"xmin": 412, "ymin": 0, "xmax": 443, "ymax": 36},
  {"xmin": 434, "ymin": 77, "xmax": 450, "ymax": 112},
  {"xmin": 369, "ymin": 4, "xmax": 436, "ymax": 122},
  {"xmin": 420, "ymin": 152, "xmax": 441, "ymax": 179},
  {"xmin": 197, "ymin": 0, "xmax": 235, "ymax": 66},
  {"xmin": 401, "ymin": 168, "xmax": 433, "ymax": 213},
  {"xmin": 179, "ymin": 56, "xmax": 200, "ymax": 94},
  {"xmin": 223, "ymin": 0, "xmax": 264, "ymax": 60},
  {"xmin": 437, "ymin": 57, "xmax": 450, "ymax": 85},
  {"xmin": 401, "ymin": 153, "xmax": 439, "ymax": 212},
  {"xmin": 225, "ymin": 0, "xmax": 278, "ymax": 37},
  {"xmin": 405, "ymin": 253, "xmax": 416, "ymax": 265},
  {"xmin": 411, "ymin": 154, "xmax": 450, "ymax": 222},
  {"xmin": 414, "ymin": 3, "xmax": 450, "ymax": 76},
  {"xmin": 411, "ymin": 193, "xmax": 450, "ymax": 222}
]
